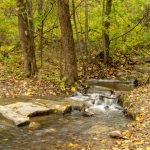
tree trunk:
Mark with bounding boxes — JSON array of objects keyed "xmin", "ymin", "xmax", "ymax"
[
  {"xmin": 57, "ymin": 0, "xmax": 78, "ymax": 85},
  {"xmin": 84, "ymin": 0, "xmax": 88, "ymax": 55},
  {"xmin": 37, "ymin": 0, "xmax": 44, "ymax": 67},
  {"xmin": 102, "ymin": 0, "xmax": 112, "ymax": 64},
  {"xmin": 17, "ymin": 0, "xmax": 37, "ymax": 77},
  {"xmin": 72, "ymin": 0, "xmax": 82, "ymax": 52},
  {"xmin": 72, "ymin": 0, "xmax": 86, "ymax": 77}
]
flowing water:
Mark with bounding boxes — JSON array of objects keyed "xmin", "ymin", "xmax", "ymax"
[{"xmin": 0, "ymin": 94, "xmax": 131, "ymax": 150}]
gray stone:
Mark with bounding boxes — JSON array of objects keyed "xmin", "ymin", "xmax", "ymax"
[
  {"xmin": 87, "ymin": 85, "xmax": 112, "ymax": 95},
  {"xmin": 0, "ymin": 105, "xmax": 30, "ymax": 126},
  {"xmin": 5, "ymin": 102, "xmax": 51, "ymax": 117},
  {"xmin": 109, "ymin": 130, "xmax": 122, "ymax": 138},
  {"xmin": 82, "ymin": 111, "xmax": 94, "ymax": 117},
  {"xmin": 0, "ymin": 102, "xmax": 51, "ymax": 126},
  {"xmin": 86, "ymin": 79, "xmax": 135, "ymax": 91}
]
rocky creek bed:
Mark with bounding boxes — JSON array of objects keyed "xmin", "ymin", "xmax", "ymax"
[
  {"xmin": 0, "ymin": 79, "xmax": 150, "ymax": 149},
  {"xmin": 0, "ymin": 95, "xmax": 130, "ymax": 150}
]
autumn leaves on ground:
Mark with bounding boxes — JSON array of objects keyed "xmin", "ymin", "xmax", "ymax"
[{"xmin": 112, "ymin": 85, "xmax": 150, "ymax": 149}]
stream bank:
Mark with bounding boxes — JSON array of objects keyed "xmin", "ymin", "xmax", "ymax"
[{"xmin": 111, "ymin": 84, "xmax": 150, "ymax": 149}]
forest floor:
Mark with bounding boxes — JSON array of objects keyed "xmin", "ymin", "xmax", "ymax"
[{"xmin": 111, "ymin": 84, "xmax": 150, "ymax": 149}]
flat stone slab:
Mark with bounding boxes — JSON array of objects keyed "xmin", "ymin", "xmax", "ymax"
[
  {"xmin": 0, "ymin": 99, "xmax": 85, "ymax": 126},
  {"xmin": 0, "ymin": 102, "xmax": 51, "ymax": 126},
  {"xmin": 34, "ymin": 99, "xmax": 85, "ymax": 113},
  {"xmin": 86, "ymin": 79, "xmax": 135, "ymax": 91},
  {"xmin": 87, "ymin": 85, "xmax": 112, "ymax": 94},
  {"xmin": 5, "ymin": 102, "xmax": 51, "ymax": 117},
  {"xmin": 0, "ymin": 105, "xmax": 30, "ymax": 126}
]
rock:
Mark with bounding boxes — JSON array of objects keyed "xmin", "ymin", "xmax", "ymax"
[
  {"xmin": 109, "ymin": 130, "xmax": 122, "ymax": 138},
  {"xmin": 0, "ymin": 102, "xmax": 52, "ymax": 126},
  {"xmin": 82, "ymin": 111, "xmax": 94, "ymax": 117},
  {"xmin": 134, "ymin": 65, "xmax": 150, "ymax": 73},
  {"xmin": 86, "ymin": 79, "xmax": 135, "ymax": 91},
  {"xmin": 44, "ymin": 99, "xmax": 85, "ymax": 114},
  {"xmin": 62, "ymin": 106, "xmax": 72, "ymax": 115},
  {"xmin": 28, "ymin": 122, "xmax": 41, "ymax": 130},
  {"xmin": 85, "ymin": 108, "xmax": 95, "ymax": 115},
  {"xmin": 0, "ymin": 105, "xmax": 30, "ymax": 126},
  {"xmin": 5, "ymin": 102, "xmax": 51, "ymax": 117},
  {"xmin": 86, "ymin": 85, "xmax": 112, "ymax": 95}
]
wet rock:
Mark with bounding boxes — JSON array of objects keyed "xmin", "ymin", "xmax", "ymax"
[
  {"xmin": 62, "ymin": 106, "xmax": 72, "ymax": 115},
  {"xmin": 0, "ymin": 102, "xmax": 52, "ymax": 126},
  {"xmin": 82, "ymin": 111, "xmax": 94, "ymax": 117},
  {"xmin": 0, "ymin": 105, "xmax": 30, "ymax": 126},
  {"xmin": 86, "ymin": 79, "xmax": 135, "ymax": 91},
  {"xmin": 84, "ymin": 100, "xmax": 95, "ymax": 108},
  {"xmin": 109, "ymin": 130, "xmax": 122, "ymax": 138},
  {"xmin": 86, "ymin": 85, "xmax": 112, "ymax": 95},
  {"xmin": 104, "ymin": 106, "xmax": 109, "ymax": 109},
  {"xmin": 5, "ymin": 102, "xmax": 51, "ymax": 117},
  {"xmin": 28, "ymin": 122, "xmax": 41, "ymax": 130},
  {"xmin": 45, "ymin": 99, "xmax": 85, "ymax": 114},
  {"xmin": 85, "ymin": 108, "xmax": 95, "ymax": 115}
]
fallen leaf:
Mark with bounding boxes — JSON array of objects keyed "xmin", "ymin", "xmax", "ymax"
[
  {"xmin": 33, "ymin": 102, "xmax": 47, "ymax": 107},
  {"xmin": 67, "ymin": 143, "xmax": 79, "ymax": 148},
  {"xmin": 100, "ymin": 139, "xmax": 107, "ymax": 143},
  {"xmin": 25, "ymin": 91, "xmax": 33, "ymax": 96},
  {"xmin": 135, "ymin": 115, "xmax": 141, "ymax": 121},
  {"xmin": 71, "ymin": 87, "xmax": 76, "ymax": 92},
  {"xmin": 146, "ymin": 147, "xmax": 150, "ymax": 150}
]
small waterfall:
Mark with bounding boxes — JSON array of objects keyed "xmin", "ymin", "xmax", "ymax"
[
  {"xmin": 85, "ymin": 93, "xmax": 123, "ymax": 113},
  {"xmin": 70, "ymin": 86, "xmax": 124, "ymax": 113}
]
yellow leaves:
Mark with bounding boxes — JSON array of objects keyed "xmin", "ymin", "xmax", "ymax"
[
  {"xmin": 66, "ymin": 92, "xmax": 69, "ymax": 96},
  {"xmin": 135, "ymin": 115, "xmax": 141, "ymax": 121},
  {"xmin": 67, "ymin": 143, "xmax": 79, "ymax": 148},
  {"xmin": 122, "ymin": 130, "xmax": 132, "ymax": 138},
  {"xmin": 100, "ymin": 139, "xmax": 107, "ymax": 143},
  {"xmin": 25, "ymin": 91, "xmax": 33, "ymax": 96},
  {"xmin": 71, "ymin": 86, "xmax": 76, "ymax": 92},
  {"xmin": 33, "ymin": 102, "xmax": 47, "ymax": 107},
  {"xmin": 146, "ymin": 147, "xmax": 150, "ymax": 150},
  {"xmin": 135, "ymin": 111, "xmax": 145, "ymax": 121}
]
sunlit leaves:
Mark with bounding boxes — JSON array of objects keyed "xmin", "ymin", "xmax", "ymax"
[{"xmin": 67, "ymin": 143, "xmax": 79, "ymax": 148}]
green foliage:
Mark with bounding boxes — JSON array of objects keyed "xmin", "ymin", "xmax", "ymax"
[{"xmin": 0, "ymin": 0, "xmax": 149, "ymax": 80}]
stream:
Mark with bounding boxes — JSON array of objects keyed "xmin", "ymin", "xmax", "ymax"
[{"xmin": 0, "ymin": 80, "xmax": 134, "ymax": 150}]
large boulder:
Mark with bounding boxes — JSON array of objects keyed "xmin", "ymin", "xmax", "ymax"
[
  {"xmin": 0, "ymin": 102, "xmax": 51, "ymax": 126},
  {"xmin": 0, "ymin": 99, "xmax": 85, "ymax": 126},
  {"xmin": 0, "ymin": 105, "xmax": 30, "ymax": 126},
  {"xmin": 5, "ymin": 102, "xmax": 51, "ymax": 117}
]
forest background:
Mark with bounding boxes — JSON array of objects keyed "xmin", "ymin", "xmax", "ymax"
[{"xmin": 0, "ymin": 0, "xmax": 149, "ymax": 96}]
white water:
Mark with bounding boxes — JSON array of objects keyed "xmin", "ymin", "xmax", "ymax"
[{"xmin": 70, "ymin": 92, "xmax": 124, "ymax": 113}]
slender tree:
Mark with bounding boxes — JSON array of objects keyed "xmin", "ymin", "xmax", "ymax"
[
  {"xmin": 57, "ymin": 0, "xmax": 78, "ymax": 85},
  {"xmin": 84, "ymin": 0, "xmax": 88, "ymax": 55},
  {"xmin": 102, "ymin": 0, "xmax": 112, "ymax": 64},
  {"xmin": 17, "ymin": 0, "xmax": 37, "ymax": 77},
  {"xmin": 37, "ymin": 0, "xmax": 44, "ymax": 67}
]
